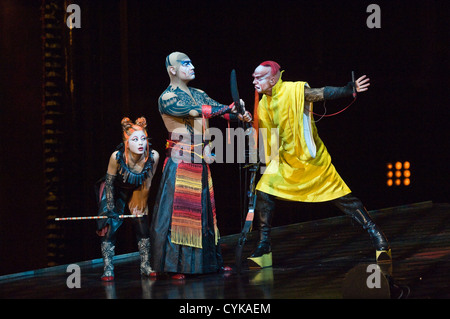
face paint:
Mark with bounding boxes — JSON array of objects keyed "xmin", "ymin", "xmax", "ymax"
[
  {"xmin": 177, "ymin": 58, "xmax": 195, "ymax": 80},
  {"xmin": 165, "ymin": 52, "xmax": 195, "ymax": 81},
  {"xmin": 166, "ymin": 52, "xmax": 188, "ymax": 68},
  {"xmin": 252, "ymin": 65, "xmax": 273, "ymax": 95},
  {"xmin": 128, "ymin": 130, "xmax": 147, "ymax": 155}
]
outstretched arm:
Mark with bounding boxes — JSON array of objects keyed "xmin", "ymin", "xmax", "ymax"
[
  {"xmin": 159, "ymin": 90, "xmax": 233, "ymax": 119},
  {"xmin": 305, "ymin": 75, "xmax": 370, "ymax": 102}
]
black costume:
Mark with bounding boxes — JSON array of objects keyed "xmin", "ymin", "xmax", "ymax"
[{"xmin": 96, "ymin": 143, "xmax": 155, "ymax": 280}]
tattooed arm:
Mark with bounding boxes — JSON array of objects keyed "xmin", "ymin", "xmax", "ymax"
[
  {"xmin": 159, "ymin": 91, "xmax": 202, "ymax": 117},
  {"xmin": 305, "ymin": 87, "xmax": 326, "ymax": 102},
  {"xmin": 159, "ymin": 87, "xmax": 232, "ymax": 118}
]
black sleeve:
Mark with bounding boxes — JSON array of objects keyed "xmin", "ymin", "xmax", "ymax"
[{"xmin": 323, "ymin": 82, "xmax": 355, "ymax": 100}]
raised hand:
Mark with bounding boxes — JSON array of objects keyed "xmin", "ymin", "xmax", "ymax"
[{"xmin": 356, "ymin": 75, "xmax": 370, "ymax": 92}]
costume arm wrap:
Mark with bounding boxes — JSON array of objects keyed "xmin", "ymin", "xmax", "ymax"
[
  {"xmin": 323, "ymin": 82, "xmax": 355, "ymax": 100},
  {"xmin": 222, "ymin": 112, "xmax": 239, "ymax": 121},
  {"xmin": 202, "ymin": 103, "xmax": 233, "ymax": 119},
  {"xmin": 104, "ymin": 173, "xmax": 116, "ymax": 211}
]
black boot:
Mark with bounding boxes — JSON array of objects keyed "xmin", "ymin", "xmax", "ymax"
[
  {"xmin": 356, "ymin": 208, "xmax": 391, "ymax": 262},
  {"xmin": 333, "ymin": 194, "xmax": 391, "ymax": 262},
  {"xmin": 248, "ymin": 191, "xmax": 275, "ymax": 268}
]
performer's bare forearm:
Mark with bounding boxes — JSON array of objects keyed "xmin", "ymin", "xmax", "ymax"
[{"xmin": 305, "ymin": 87, "xmax": 325, "ymax": 102}]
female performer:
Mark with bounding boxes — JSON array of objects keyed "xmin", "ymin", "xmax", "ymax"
[{"xmin": 96, "ymin": 117, "xmax": 159, "ymax": 281}]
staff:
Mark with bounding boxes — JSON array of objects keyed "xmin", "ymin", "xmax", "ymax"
[{"xmin": 55, "ymin": 215, "xmax": 143, "ymax": 221}]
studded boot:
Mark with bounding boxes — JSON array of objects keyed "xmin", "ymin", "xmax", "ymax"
[
  {"xmin": 138, "ymin": 238, "xmax": 155, "ymax": 276},
  {"xmin": 101, "ymin": 241, "xmax": 115, "ymax": 281}
]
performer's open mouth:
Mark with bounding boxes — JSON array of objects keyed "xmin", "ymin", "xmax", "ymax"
[{"xmin": 138, "ymin": 147, "xmax": 144, "ymax": 151}]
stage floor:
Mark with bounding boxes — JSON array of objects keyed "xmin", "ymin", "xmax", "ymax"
[{"xmin": 1, "ymin": 201, "xmax": 449, "ymax": 299}]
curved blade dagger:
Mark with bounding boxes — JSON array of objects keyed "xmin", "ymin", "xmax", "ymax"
[{"xmin": 230, "ymin": 69, "xmax": 251, "ymax": 130}]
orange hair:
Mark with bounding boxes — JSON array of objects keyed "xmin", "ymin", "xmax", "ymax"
[{"xmin": 121, "ymin": 117, "xmax": 149, "ymax": 165}]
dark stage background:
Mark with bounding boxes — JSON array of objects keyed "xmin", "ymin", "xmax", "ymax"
[{"xmin": 1, "ymin": 0, "xmax": 448, "ymax": 276}]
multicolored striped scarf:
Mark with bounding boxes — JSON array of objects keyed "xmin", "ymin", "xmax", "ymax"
[{"xmin": 170, "ymin": 161, "xmax": 219, "ymax": 249}]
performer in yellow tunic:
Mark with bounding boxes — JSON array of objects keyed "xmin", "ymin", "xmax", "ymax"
[{"xmin": 249, "ymin": 61, "xmax": 390, "ymax": 267}]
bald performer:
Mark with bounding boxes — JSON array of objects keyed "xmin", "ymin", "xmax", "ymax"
[
  {"xmin": 159, "ymin": 51, "xmax": 251, "ymax": 135},
  {"xmin": 150, "ymin": 52, "xmax": 250, "ymax": 279},
  {"xmin": 248, "ymin": 61, "xmax": 391, "ymax": 268}
]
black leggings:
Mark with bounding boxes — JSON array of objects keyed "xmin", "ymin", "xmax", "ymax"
[{"xmin": 103, "ymin": 215, "xmax": 150, "ymax": 244}]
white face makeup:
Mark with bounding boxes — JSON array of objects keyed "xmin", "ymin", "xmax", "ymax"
[
  {"xmin": 177, "ymin": 58, "xmax": 195, "ymax": 81},
  {"xmin": 128, "ymin": 130, "xmax": 147, "ymax": 155},
  {"xmin": 252, "ymin": 65, "xmax": 274, "ymax": 95}
]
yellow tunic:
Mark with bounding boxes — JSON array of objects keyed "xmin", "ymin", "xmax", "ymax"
[{"xmin": 256, "ymin": 74, "xmax": 351, "ymax": 202}]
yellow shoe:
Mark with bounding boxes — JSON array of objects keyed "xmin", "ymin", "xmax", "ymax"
[
  {"xmin": 376, "ymin": 249, "xmax": 392, "ymax": 263},
  {"xmin": 248, "ymin": 252, "xmax": 272, "ymax": 269}
]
